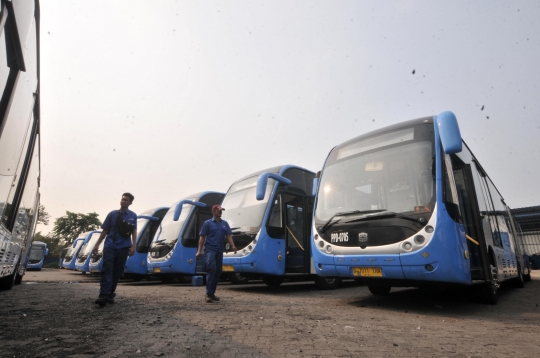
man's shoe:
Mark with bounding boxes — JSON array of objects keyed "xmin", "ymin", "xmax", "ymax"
[
  {"xmin": 107, "ymin": 297, "xmax": 115, "ymax": 304},
  {"xmin": 205, "ymin": 295, "xmax": 213, "ymax": 303},
  {"xmin": 210, "ymin": 294, "xmax": 220, "ymax": 302},
  {"xmin": 95, "ymin": 297, "xmax": 107, "ymax": 306}
]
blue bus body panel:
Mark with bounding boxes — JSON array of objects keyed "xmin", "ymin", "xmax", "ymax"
[
  {"xmin": 27, "ymin": 260, "xmax": 44, "ymax": 269},
  {"xmin": 124, "ymin": 251, "xmax": 148, "ymax": 275},
  {"xmin": 223, "ymin": 227, "xmax": 286, "ymax": 276}
]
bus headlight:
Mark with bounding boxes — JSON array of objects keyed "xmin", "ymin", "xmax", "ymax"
[
  {"xmin": 318, "ymin": 240, "xmax": 324, "ymax": 248},
  {"xmin": 425, "ymin": 225, "xmax": 434, "ymax": 233},
  {"xmin": 414, "ymin": 235, "xmax": 426, "ymax": 245},
  {"xmin": 314, "ymin": 234, "xmax": 319, "ymax": 241},
  {"xmin": 403, "ymin": 242, "xmax": 412, "ymax": 251},
  {"xmin": 326, "ymin": 245, "xmax": 333, "ymax": 253}
]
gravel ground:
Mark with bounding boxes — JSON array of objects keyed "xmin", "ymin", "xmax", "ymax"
[{"xmin": 1, "ymin": 269, "xmax": 539, "ymax": 358}]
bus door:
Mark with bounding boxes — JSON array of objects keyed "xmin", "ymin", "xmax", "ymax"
[
  {"xmin": 181, "ymin": 208, "xmax": 213, "ymax": 274},
  {"xmin": 282, "ymin": 193, "xmax": 311, "ymax": 274},
  {"xmin": 450, "ymin": 155, "xmax": 488, "ymax": 280}
]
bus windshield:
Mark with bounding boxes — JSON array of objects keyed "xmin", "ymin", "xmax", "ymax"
[
  {"xmin": 315, "ymin": 124, "xmax": 435, "ymax": 223},
  {"xmin": 65, "ymin": 239, "xmax": 84, "ymax": 260},
  {"xmin": 221, "ymin": 176, "xmax": 273, "ymax": 233},
  {"xmin": 153, "ymin": 197, "xmax": 196, "ymax": 245},
  {"xmin": 29, "ymin": 246, "xmax": 45, "ymax": 261},
  {"xmin": 79, "ymin": 233, "xmax": 101, "ymax": 256}
]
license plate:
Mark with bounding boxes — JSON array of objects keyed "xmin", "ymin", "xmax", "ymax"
[
  {"xmin": 154, "ymin": 267, "xmax": 161, "ymax": 273},
  {"xmin": 352, "ymin": 267, "xmax": 383, "ymax": 277},
  {"xmin": 91, "ymin": 269, "xmax": 98, "ymax": 272},
  {"xmin": 222, "ymin": 265, "xmax": 234, "ymax": 272}
]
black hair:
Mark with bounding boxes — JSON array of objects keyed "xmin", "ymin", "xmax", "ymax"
[{"xmin": 122, "ymin": 192, "xmax": 135, "ymax": 202}]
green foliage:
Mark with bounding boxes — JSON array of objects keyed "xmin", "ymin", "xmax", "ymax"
[
  {"xmin": 51, "ymin": 211, "xmax": 102, "ymax": 245},
  {"xmin": 37, "ymin": 205, "xmax": 50, "ymax": 226}
]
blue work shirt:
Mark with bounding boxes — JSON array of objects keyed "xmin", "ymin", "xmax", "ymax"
[
  {"xmin": 101, "ymin": 209, "xmax": 138, "ymax": 249},
  {"xmin": 199, "ymin": 218, "xmax": 232, "ymax": 252}
]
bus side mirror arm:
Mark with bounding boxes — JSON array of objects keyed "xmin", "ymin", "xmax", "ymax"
[
  {"xmin": 173, "ymin": 201, "xmax": 207, "ymax": 221},
  {"xmin": 256, "ymin": 173, "xmax": 292, "ymax": 201}
]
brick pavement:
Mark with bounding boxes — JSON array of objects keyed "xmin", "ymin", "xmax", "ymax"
[{"xmin": 1, "ymin": 269, "xmax": 539, "ymax": 357}]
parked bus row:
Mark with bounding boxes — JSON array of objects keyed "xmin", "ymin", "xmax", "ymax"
[{"xmin": 57, "ymin": 112, "xmax": 532, "ymax": 304}]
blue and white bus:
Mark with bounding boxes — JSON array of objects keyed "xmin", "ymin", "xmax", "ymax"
[
  {"xmin": 89, "ymin": 207, "xmax": 169, "ymax": 279},
  {"xmin": 147, "ymin": 192, "xmax": 224, "ymax": 282},
  {"xmin": 221, "ymin": 165, "xmax": 341, "ymax": 289},
  {"xmin": 311, "ymin": 111, "xmax": 529, "ymax": 303},
  {"xmin": 26, "ymin": 241, "xmax": 48, "ymax": 270},
  {"xmin": 73, "ymin": 230, "xmax": 102, "ymax": 274},
  {"xmin": 63, "ymin": 236, "xmax": 87, "ymax": 270},
  {"xmin": 0, "ymin": 0, "xmax": 41, "ymax": 290}
]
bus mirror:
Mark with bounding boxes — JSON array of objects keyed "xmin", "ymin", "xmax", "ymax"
[
  {"xmin": 45, "ymin": 249, "xmax": 49, "ymax": 256},
  {"xmin": 436, "ymin": 111, "xmax": 462, "ymax": 154},
  {"xmin": 256, "ymin": 173, "xmax": 292, "ymax": 201},
  {"xmin": 173, "ymin": 200, "xmax": 207, "ymax": 221},
  {"xmin": 312, "ymin": 178, "xmax": 319, "ymax": 197},
  {"xmin": 137, "ymin": 215, "xmax": 160, "ymax": 221}
]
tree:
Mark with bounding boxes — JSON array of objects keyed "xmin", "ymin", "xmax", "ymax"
[
  {"xmin": 37, "ymin": 204, "xmax": 50, "ymax": 225},
  {"xmin": 50, "ymin": 211, "xmax": 102, "ymax": 245}
]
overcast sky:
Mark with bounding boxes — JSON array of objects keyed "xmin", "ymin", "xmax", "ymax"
[{"xmin": 37, "ymin": 0, "xmax": 540, "ymax": 234}]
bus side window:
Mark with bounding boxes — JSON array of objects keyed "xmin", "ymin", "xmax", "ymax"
[{"xmin": 267, "ymin": 195, "xmax": 284, "ymax": 238}]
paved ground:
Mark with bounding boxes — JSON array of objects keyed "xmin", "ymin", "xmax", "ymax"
[{"xmin": 1, "ymin": 269, "xmax": 539, "ymax": 358}]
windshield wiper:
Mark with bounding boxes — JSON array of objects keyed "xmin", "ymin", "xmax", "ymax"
[
  {"xmin": 318, "ymin": 210, "xmax": 386, "ymax": 233},
  {"xmin": 344, "ymin": 210, "xmax": 424, "ymax": 224}
]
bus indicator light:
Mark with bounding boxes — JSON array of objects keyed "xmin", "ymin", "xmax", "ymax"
[
  {"xmin": 403, "ymin": 242, "xmax": 412, "ymax": 251},
  {"xmin": 414, "ymin": 235, "xmax": 426, "ymax": 245},
  {"xmin": 425, "ymin": 225, "xmax": 434, "ymax": 233},
  {"xmin": 425, "ymin": 264, "xmax": 434, "ymax": 272}
]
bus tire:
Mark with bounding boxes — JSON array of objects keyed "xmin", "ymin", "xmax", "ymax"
[
  {"xmin": 15, "ymin": 262, "xmax": 27, "ymax": 285},
  {"xmin": 368, "ymin": 285, "xmax": 391, "ymax": 296},
  {"xmin": 131, "ymin": 275, "xmax": 144, "ymax": 282},
  {"xmin": 524, "ymin": 272, "xmax": 532, "ymax": 282},
  {"xmin": 159, "ymin": 275, "xmax": 174, "ymax": 283},
  {"xmin": 512, "ymin": 263, "xmax": 525, "ymax": 288},
  {"xmin": 229, "ymin": 273, "xmax": 250, "ymax": 285},
  {"xmin": 262, "ymin": 276, "xmax": 284, "ymax": 288},
  {"xmin": 314, "ymin": 276, "xmax": 341, "ymax": 290},
  {"xmin": 0, "ymin": 261, "xmax": 20, "ymax": 291},
  {"xmin": 482, "ymin": 264, "xmax": 499, "ymax": 305}
]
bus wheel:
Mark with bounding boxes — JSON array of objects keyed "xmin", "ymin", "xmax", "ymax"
[
  {"xmin": 368, "ymin": 285, "xmax": 391, "ymax": 296},
  {"xmin": 15, "ymin": 262, "xmax": 27, "ymax": 285},
  {"xmin": 314, "ymin": 276, "xmax": 341, "ymax": 290},
  {"xmin": 482, "ymin": 264, "xmax": 499, "ymax": 305},
  {"xmin": 262, "ymin": 276, "xmax": 284, "ymax": 288},
  {"xmin": 0, "ymin": 261, "xmax": 19, "ymax": 291},
  {"xmin": 524, "ymin": 271, "xmax": 532, "ymax": 282},
  {"xmin": 512, "ymin": 263, "xmax": 525, "ymax": 288},
  {"xmin": 131, "ymin": 275, "xmax": 144, "ymax": 282},
  {"xmin": 229, "ymin": 273, "xmax": 250, "ymax": 285},
  {"xmin": 160, "ymin": 275, "xmax": 174, "ymax": 283}
]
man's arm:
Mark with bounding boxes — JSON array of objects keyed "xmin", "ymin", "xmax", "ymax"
[
  {"xmin": 129, "ymin": 229, "xmax": 137, "ymax": 256},
  {"xmin": 92, "ymin": 230, "xmax": 109, "ymax": 254},
  {"xmin": 196, "ymin": 236, "xmax": 206, "ymax": 259},
  {"xmin": 226, "ymin": 234, "xmax": 237, "ymax": 254}
]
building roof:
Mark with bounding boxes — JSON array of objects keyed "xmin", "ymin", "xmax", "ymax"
[{"xmin": 511, "ymin": 206, "xmax": 540, "ymax": 232}]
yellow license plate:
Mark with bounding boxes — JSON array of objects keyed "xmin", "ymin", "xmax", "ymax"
[
  {"xmin": 154, "ymin": 267, "xmax": 161, "ymax": 273},
  {"xmin": 352, "ymin": 267, "xmax": 383, "ymax": 277},
  {"xmin": 222, "ymin": 265, "xmax": 234, "ymax": 272},
  {"xmin": 91, "ymin": 269, "xmax": 97, "ymax": 272}
]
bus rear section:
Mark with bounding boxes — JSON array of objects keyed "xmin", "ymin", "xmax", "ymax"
[
  {"xmin": 26, "ymin": 241, "xmax": 48, "ymax": 270},
  {"xmin": 147, "ymin": 192, "xmax": 224, "ymax": 282},
  {"xmin": 222, "ymin": 165, "xmax": 340, "ymax": 289},
  {"xmin": 311, "ymin": 112, "xmax": 528, "ymax": 303}
]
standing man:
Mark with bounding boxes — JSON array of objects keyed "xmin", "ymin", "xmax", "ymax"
[
  {"xmin": 196, "ymin": 205, "xmax": 236, "ymax": 303},
  {"xmin": 93, "ymin": 193, "xmax": 137, "ymax": 306}
]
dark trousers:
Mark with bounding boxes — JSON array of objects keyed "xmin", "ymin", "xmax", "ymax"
[
  {"xmin": 205, "ymin": 250, "xmax": 223, "ymax": 296},
  {"xmin": 99, "ymin": 247, "xmax": 129, "ymax": 298}
]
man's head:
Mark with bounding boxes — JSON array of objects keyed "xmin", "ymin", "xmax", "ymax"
[
  {"xmin": 211, "ymin": 205, "xmax": 225, "ymax": 218},
  {"xmin": 120, "ymin": 192, "xmax": 135, "ymax": 209}
]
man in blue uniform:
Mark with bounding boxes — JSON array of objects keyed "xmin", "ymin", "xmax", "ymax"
[
  {"xmin": 93, "ymin": 193, "xmax": 137, "ymax": 306},
  {"xmin": 196, "ymin": 205, "xmax": 236, "ymax": 303}
]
